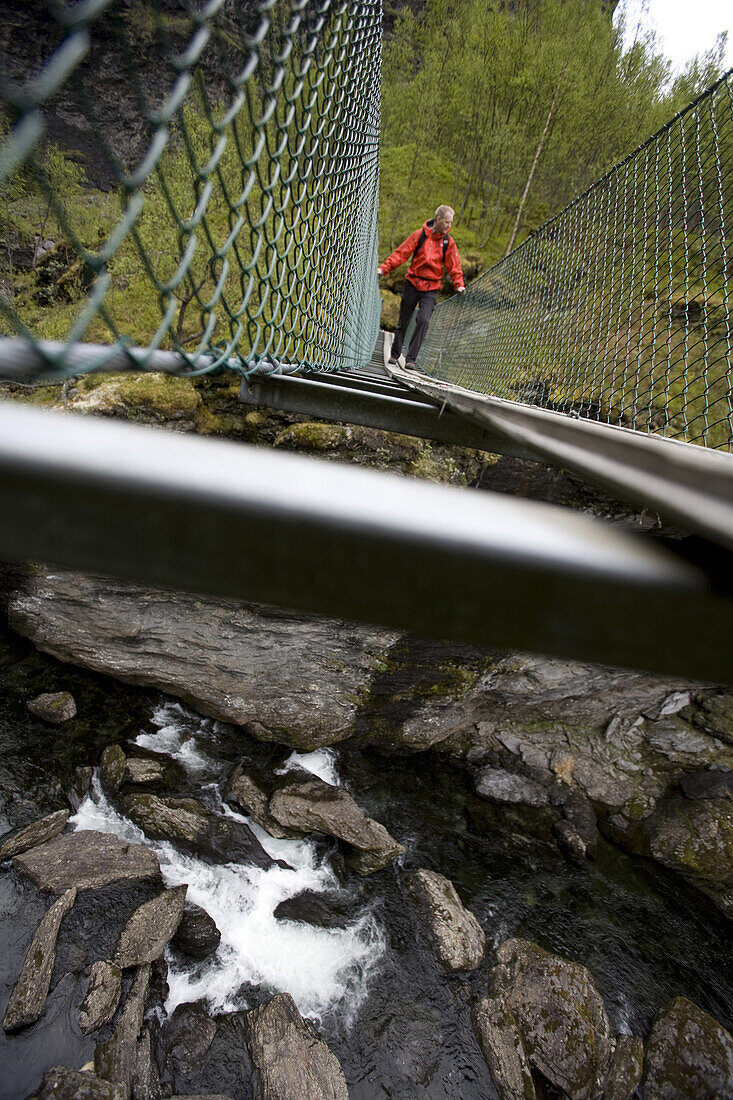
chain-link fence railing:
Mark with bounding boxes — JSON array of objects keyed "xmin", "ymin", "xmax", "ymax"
[
  {"xmin": 0, "ymin": 0, "xmax": 382, "ymax": 381},
  {"xmin": 419, "ymin": 70, "xmax": 733, "ymax": 452}
]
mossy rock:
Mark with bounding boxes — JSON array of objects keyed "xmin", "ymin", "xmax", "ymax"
[
  {"xmin": 273, "ymin": 422, "xmax": 350, "ymax": 451},
  {"xmin": 644, "ymin": 794, "xmax": 733, "ymax": 884},
  {"xmin": 643, "ymin": 996, "xmax": 733, "ymax": 1099},
  {"xmin": 71, "ymin": 372, "xmax": 201, "ymax": 424}
]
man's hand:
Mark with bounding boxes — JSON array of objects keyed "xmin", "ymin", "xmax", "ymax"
[
  {"xmin": 457, "ymin": 287, "xmax": 466, "ymax": 294},
  {"xmin": 378, "ymin": 266, "xmax": 385, "ymax": 276}
]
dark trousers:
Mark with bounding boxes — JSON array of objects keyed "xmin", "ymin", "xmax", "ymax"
[{"xmin": 391, "ymin": 280, "xmax": 437, "ymax": 362}]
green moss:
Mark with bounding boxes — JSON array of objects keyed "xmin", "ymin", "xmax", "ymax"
[
  {"xmin": 73, "ymin": 372, "xmax": 200, "ymax": 421},
  {"xmin": 274, "ymin": 421, "xmax": 349, "ymax": 450}
]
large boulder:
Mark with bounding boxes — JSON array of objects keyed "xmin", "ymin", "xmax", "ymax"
[
  {"xmin": 404, "ymin": 868, "xmax": 484, "ymax": 971},
  {"xmin": 269, "ymin": 776, "xmax": 403, "ymax": 873},
  {"xmin": 79, "ymin": 960, "xmax": 123, "ymax": 1034},
  {"xmin": 26, "ymin": 691, "xmax": 77, "ymax": 724},
  {"xmin": 120, "ymin": 794, "xmax": 275, "ymax": 869},
  {"xmin": 489, "ymin": 938, "xmax": 613, "ymax": 1100},
  {"xmin": 642, "ymin": 795, "xmax": 733, "ymax": 918},
  {"xmin": 603, "ymin": 1035, "xmax": 643, "ymax": 1100},
  {"xmin": 244, "ymin": 992, "xmax": 348, "ymax": 1100},
  {"xmin": 34, "ymin": 1066, "xmax": 126, "ymax": 1099},
  {"xmin": 12, "ymin": 830, "xmax": 161, "ymax": 894},
  {"xmin": 171, "ymin": 902, "xmax": 221, "ymax": 959},
  {"xmin": 643, "ymin": 996, "xmax": 733, "ymax": 1099},
  {"xmin": 225, "ymin": 765, "xmax": 295, "ymax": 840},
  {"xmin": 3, "ymin": 887, "xmax": 77, "ymax": 1032},
  {"xmin": 472, "ymin": 995, "xmax": 536, "ymax": 1099},
  {"xmin": 7, "ymin": 569, "xmax": 399, "ymax": 750},
  {"xmin": 114, "ymin": 884, "xmax": 188, "ymax": 968},
  {"xmin": 94, "ymin": 964, "xmax": 151, "ymax": 1098},
  {"xmin": 0, "ymin": 809, "xmax": 69, "ymax": 860},
  {"xmin": 163, "ymin": 1002, "xmax": 218, "ymax": 1083}
]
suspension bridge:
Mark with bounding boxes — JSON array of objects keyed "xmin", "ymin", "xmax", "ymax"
[{"xmin": 0, "ymin": 1, "xmax": 732, "ymax": 682}]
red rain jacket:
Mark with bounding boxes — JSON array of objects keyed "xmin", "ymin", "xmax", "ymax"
[{"xmin": 380, "ymin": 220, "xmax": 464, "ymax": 293}]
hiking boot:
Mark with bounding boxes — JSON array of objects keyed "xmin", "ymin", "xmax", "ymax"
[
  {"xmin": 387, "ymin": 356, "xmax": 399, "ymax": 365},
  {"xmin": 404, "ymin": 359, "xmax": 418, "ymax": 371}
]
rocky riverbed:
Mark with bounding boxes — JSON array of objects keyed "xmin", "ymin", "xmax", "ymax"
[{"xmin": 0, "ymin": 374, "xmax": 732, "ymax": 1097}]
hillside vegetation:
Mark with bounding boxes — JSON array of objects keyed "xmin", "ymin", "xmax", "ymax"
[{"xmin": 379, "ymin": 0, "xmax": 726, "ymax": 271}]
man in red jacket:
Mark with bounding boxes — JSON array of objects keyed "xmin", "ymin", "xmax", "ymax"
[{"xmin": 378, "ymin": 204, "xmax": 465, "ymax": 369}]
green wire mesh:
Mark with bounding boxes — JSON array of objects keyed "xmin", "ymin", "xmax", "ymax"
[
  {"xmin": 0, "ymin": 0, "xmax": 382, "ymax": 380},
  {"xmin": 419, "ymin": 70, "xmax": 733, "ymax": 452}
]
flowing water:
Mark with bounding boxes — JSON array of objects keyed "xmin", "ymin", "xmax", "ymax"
[{"xmin": 0, "ymin": 618, "xmax": 731, "ymax": 1099}]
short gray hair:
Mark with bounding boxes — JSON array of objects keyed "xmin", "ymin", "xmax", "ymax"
[{"xmin": 434, "ymin": 204, "xmax": 454, "ymax": 220}]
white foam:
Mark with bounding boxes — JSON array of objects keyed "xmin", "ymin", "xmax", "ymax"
[
  {"xmin": 134, "ymin": 700, "xmax": 212, "ymax": 774},
  {"xmin": 277, "ymin": 748, "xmax": 340, "ymax": 786},
  {"xmin": 70, "ymin": 777, "xmax": 384, "ymax": 1025}
]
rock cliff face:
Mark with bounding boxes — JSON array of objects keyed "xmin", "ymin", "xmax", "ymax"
[{"xmin": 6, "ymin": 565, "xmax": 733, "ymax": 917}]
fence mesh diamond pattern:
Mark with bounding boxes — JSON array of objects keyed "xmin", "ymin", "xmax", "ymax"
[
  {"xmin": 0, "ymin": 0, "xmax": 382, "ymax": 379},
  {"xmin": 419, "ymin": 70, "xmax": 733, "ymax": 451}
]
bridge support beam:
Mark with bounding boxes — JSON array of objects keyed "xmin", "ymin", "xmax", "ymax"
[{"xmin": 1, "ymin": 400, "xmax": 732, "ymax": 682}]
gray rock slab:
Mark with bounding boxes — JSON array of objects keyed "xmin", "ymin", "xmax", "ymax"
[
  {"xmin": 245, "ymin": 992, "xmax": 348, "ymax": 1100},
  {"xmin": 115, "ymin": 884, "xmax": 187, "ymax": 968},
  {"xmin": 12, "ymin": 830, "xmax": 161, "ymax": 894},
  {"xmin": 269, "ymin": 776, "xmax": 403, "ymax": 872},
  {"xmin": 472, "ymin": 995, "xmax": 536, "ymax": 1100},
  {"xmin": 404, "ymin": 868, "xmax": 484, "ymax": 971},
  {"xmin": 121, "ymin": 794, "xmax": 275, "ymax": 869},
  {"xmin": 35, "ymin": 1066, "xmax": 126, "ymax": 1100},
  {"xmin": 644, "ymin": 996, "xmax": 733, "ymax": 1100},
  {"xmin": 27, "ymin": 691, "xmax": 77, "ymax": 724},
  {"xmin": 475, "ymin": 768, "xmax": 550, "ymax": 808},
  {"xmin": 603, "ymin": 1035, "xmax": 644, "ymax": 1100},
  {"xmin": 123, "ymin": 757, "xmax": 168, "ymax": 785},
  {"xmin": 100, "ymin": 745, "xmax": 126, "ymax": 795},
  {"xmin": 3, "ymin": 886, "xmax": 77, "ymax": 1031},
  {"xmin": 490, "ymin": 938, "xmax": 612, "ymax": 1100},
  {"xmin": 226, "ymin": 765, "xmax": 295, "ymax": 840},
  {"xmin": 8, "ymin": 569, "xmax": 399, "ymax": 749},
  {"xmin": 95, "ymin": 963, "xmax": 151, "ymax": 1098},
  {"xmin": 0, "ymin": 809, "xmax": 69, "ymax": 860},
  {"xmin": 164, "ymin": 1002, "xmax": 218, "ymax": 1079},
  {"xmin": 79, "ymin": 960, "xmax": 123, "ymax": 1034},
  {"xmin": 131, "ymin": 1025, "xmax": 161, "ymax": 1100}
]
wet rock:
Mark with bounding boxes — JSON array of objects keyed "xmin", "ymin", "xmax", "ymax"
[
  {"xmin": 131, "ymin": 1025, "xmax": 161, "ymax": 1100},
  {"xmin": 70, "ymin": 766, "xmax": 94, "ymax": 810},
  {"xmin": 94, "ymin": 963, "xmax": 151, "ymax": 1098},
  {"xmin": 553, "ymin": 819, "xmax": 590, "ymax": 863},
  {"xmin": 680, "ymin": 768, "xmax": 733, "ymax": 800},
  {"xmin": 27, "ymin": 690, "xmax": 76, "ymax": 724},
  {"xmin": 171, "ymin": 902, "xmax": 221, "ymax": 959},
  {"xmin": 163, "ymin": 1002, "xmax": 218, "ymax": 1081},
  {"xmin": 269, "ymin": 777, "xmax": 404, "ymax": 873},
  {"xmin": 643, "ymin": 996, "xmax": 733, "ymax": 1099},
  {"xmin": 244, "ymin": 992, "xmax": 348, "ymax": 1100},
  {"xmin": 489, "ymin": 938, "xmax": 613, "ymax": 1100},
  {"xmin": 475, "ymin": 768, "xmax": 550, "ymax": 808},
  {"xmin": 121, "ymin": 793, "xmax": 275, "ymax": 869},
  {"xmin": 79, "ymin": 960, "xmax": 123, "ymax": 1034},
  {"xmin": 644, "ymin": 717, "xmax": 715, "ymax": 761},
  {"xmin": 553, "ymin": 789, "xmax": 599, "ymax": 856},
  {"xmin": 603, "ymin": 1035, "xmax": 643, "ymax": 1100},
  {"xmin": 123, "ymin": 757, "xmax": 168, "ymax": 786},
  {"xmin": 0, "ymin": 808, "xmax": 69, "ymax": 860},
  {"xmin": 7, "ymin": 569, "xmax": 399, "ymax": 750},
  {"xmin": 472, "ymin": 995, "xmax": 536, "ymax": 1100},
  {"xmin": 643, "ymin": 795, "xmax": 733, "ymax": 918},
  {"xmin": 100, "ymin": 745, "xmax": 126, "ymax": 795},
  {"xmin": 225, "ymin": 764, "xmax": 294, "ymax": 840},
  {"xmin": 3, "ymin": 885, "xmax": 76, "ymax": 1031},
  {"xmin": 34, "ymin": 1065, "xmax": 126, "ymax": 1099},
  {"xmin": 690, "ymin": 691, "xmax": 733, "ymax": 745},
  {"xmin": 13, "ymin": 830, "xmax": 161, "ymax": 894},
  {"xmin": 404, "ymin": 868, "xmax": 484, "ymax": 970},
  {"xmin": 273, "ymin": 890, "xmax": 350, "ymax": 929},
  {"xmin": 114, "ymin": 884, "xmax": 187, "ymax": 968}
]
